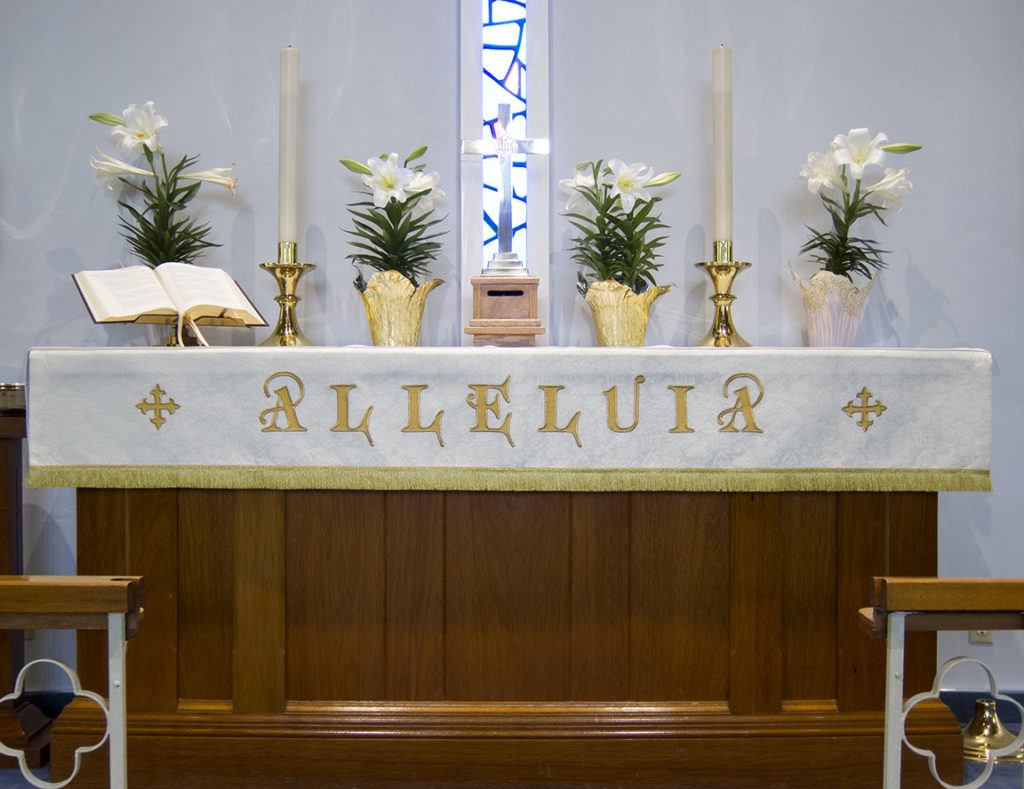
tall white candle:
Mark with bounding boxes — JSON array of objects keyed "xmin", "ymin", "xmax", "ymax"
[
  {"xmin": 278, "ymin": 46, "xmax": 299, "ymax": 245},
  {"xmin": 712, "ymin": 45, "xmax": 732, "ymax": 245}
]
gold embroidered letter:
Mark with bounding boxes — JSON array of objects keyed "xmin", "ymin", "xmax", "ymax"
[
  {"xmin": 604, "ymin": 375, "xmax": 646, "ymax": 433},
  {"xmin": 330, "ymin": 384, "xmax": 374, "ymax": 446},
  {"xmin": 260, "ymin": 371, "xmax": 307, "ymax": 432},
  {"xmin": 538, "ymin": 385, "xmax": 581, "ymax": 447},
  {"xmin": 717, "ymin": 373, "xmax": 764, "ymax": 433},
  {"xmin": 466, "ymin": 376, "xmax": 514, "ymax": 447},
  {"xmin": 667, "ymin": 385, "xmax": 695, "ymax": 433},
  {"xmin": 402, "ymin": 384, "xmax": 445, "ymax": 447}
]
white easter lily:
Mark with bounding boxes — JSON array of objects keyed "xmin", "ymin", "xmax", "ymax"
[
  {"xmin": 181, "ymin": 165, "xmax": 238, "ymax": 196},
  {"xmin": 831, "ymin": 128, "xmax": 888, "ymax": 181},
  {"xmin": 561, "ymin": 157, "xmax": 678, "ymax": 296},
  {"xmin": 799, "ymin": 150, "xmax": 841, "ymax": 194},
  {"xmin": 362, "ymin": 153, "xmax": 414, "ymax": 208},
  {"xmin": 110, "ymin": 101, "xmax": 168, "ymax": 155},
  {"xmin": 90, "ymin": 148, "xmax": 155, "ymax": 188},
  {"xmin": 407, "ymin": 169, "xmax": 444, "ymax": 216},
  {"xmin": 865, "ymin": 167, "xmax": 913, "ymax": 210},
  {"xmin": 799, "ymin": 129, "xmax": 920, "ymax": 281},
  {"xmin": 341, "ymin": 145, "xmax": 446, "ymax": 288},
  {"xmin": 90, "ymin": 100, "xmax": 237, "ymax": 266},
  {"xmin": 603, "ymin": 159, "xmax": 654, "ymax": 213},
  {"xmin": 559, "ymin": 165, "xmax": 597, "ymax": 215}
]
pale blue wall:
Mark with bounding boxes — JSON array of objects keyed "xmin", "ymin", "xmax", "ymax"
[{"xmin": 1, "ymin": 0, "xmax": 1022, "ymax": 687}]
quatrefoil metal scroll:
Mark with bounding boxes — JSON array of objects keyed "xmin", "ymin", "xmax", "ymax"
[
  {"xmin": 901, "ymin": 656, "xmax": 1024, "ymax": 789},
  {"xmin": 0, "ymin": 659, "xmax": 111, "ymax": 788}
]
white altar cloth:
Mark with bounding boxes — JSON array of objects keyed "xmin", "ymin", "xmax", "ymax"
[{"xmin": 25, "ymin": 346, "xmax": 992, "ymax": 492}]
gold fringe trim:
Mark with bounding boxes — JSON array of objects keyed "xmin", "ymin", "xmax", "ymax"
[{"xmin": 25, "ymin": 466, "xmax": 992, "ymax": 493}]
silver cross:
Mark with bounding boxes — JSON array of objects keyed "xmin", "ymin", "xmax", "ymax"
[{"xmin": 462, "ymin": 103, "xmax": 549, "ymax": 275}]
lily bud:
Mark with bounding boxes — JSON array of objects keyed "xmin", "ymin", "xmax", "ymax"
[
  {"xmin": 881, "ymin": 143, "xmax": 922, "ymax": 154},
  {"xmin": 89, "ymin": 112, "xmax": 126, "ymax": 127},
  {"xmin": 647, "ymin": 171, "xmax": 682, "ymax": 187},
  {"xmin": 339, "ymin": 158, "xmax": 373, "ymax": 175}
]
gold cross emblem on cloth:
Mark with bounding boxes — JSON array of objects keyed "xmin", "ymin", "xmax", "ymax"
[
  {"xmin": 842, "ymin": 387, "xmax": 886, "ymax": 432},
  {"xmin": 136, "ymin": 384, "xmax": 180, "ymax": 430}
]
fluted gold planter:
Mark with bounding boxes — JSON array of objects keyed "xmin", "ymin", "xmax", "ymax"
[
  {"xmin": 584, "ymin": 280, "xmax": 670, "ymax": 347},
  {"xmin": 360, "ymin": 270, "xmax": 443, "ymax": 347}
]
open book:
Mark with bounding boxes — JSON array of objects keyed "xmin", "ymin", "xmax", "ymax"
[{"xmin": 74, "ymin": 263, "xmax": 266, "ymax": 345}]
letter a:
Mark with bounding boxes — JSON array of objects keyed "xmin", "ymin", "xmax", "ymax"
[
  {"xmin": 259, "ymin": 371, "xmax": 307, "ymax": 432},
  {"xmin": 717, "ymin": 373, "xmax": 764, "ymax": 433}
]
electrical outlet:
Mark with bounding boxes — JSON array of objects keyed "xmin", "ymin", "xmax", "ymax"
[{"xmin": 969, "ymin": 629, "xmax": 995, "ymax": 645}]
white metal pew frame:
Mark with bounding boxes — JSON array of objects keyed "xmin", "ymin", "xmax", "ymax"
[{"xmin": 0, "ymin": 576, "xmax": 143, "ymax": 789}]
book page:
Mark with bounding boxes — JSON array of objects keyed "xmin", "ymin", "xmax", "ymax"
[
  {"xmin": 73, "ymin": 266, "xmax": 176, "ymax": 322},
  {"xmin": 154, "ymin": 263, "xmax": 261, "ymax": 325}
]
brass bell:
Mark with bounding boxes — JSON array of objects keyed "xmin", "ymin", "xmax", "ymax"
[{"xmin": 963, "ymin": 697, "xmax": 1024, "ymax": 763}]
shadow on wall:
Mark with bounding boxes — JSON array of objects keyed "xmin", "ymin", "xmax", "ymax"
[{"xmin": 862, "ymin": 259, "xmax": 961, "ymax": 348}]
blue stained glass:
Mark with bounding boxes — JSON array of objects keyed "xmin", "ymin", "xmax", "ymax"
[
  {"xmin": 490, "ymin": 0, "xmax": 526, "ymax": 23},
  {"xmin": 481, "ymin": 0, "xmax": 527, "ymax": 266}
]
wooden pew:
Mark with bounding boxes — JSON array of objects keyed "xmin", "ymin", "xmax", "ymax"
[
  {"xmin": 863, "ymin": 577, "xmax": 1024, "ymax": 788},
  {"xmin": 0, "ymin": 576, "xmax": 143, "ymax": 788}
]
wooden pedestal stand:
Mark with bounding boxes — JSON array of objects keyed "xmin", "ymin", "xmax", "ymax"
[
  {"xmin": 464, "ymin": 275, "xmax": 545, "ymax": 347},
  {"xmin": 0, "ymin": 412, "xmax": 53, "ymax": 769}
]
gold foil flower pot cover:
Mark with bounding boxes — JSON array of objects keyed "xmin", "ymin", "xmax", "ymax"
[
  {"xmin": 361, "ymin": 270, "xmax": 443, "ymax": 347},
  {"xmin": 584, "ymin": 280, "xmax": 670, "ymax": 347}
]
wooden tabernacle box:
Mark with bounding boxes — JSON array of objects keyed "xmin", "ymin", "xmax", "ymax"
[{"xmin": 464, "ymin": 274, "xmax": 545, "ymax": 346}]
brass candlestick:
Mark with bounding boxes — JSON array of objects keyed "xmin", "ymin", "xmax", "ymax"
[
  {"xmin": 261, "ymin": 242, "xmax": 315, "ymax": 346},
  {"xmin": 695, "ymin": 240, "xmax": 749, "ymax": 347},
  {"xmin": 963, "ymin": 698, "xmax": 1024, "ymax": 763}
]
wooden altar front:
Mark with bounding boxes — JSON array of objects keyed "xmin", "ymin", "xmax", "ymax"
[
  {"xmin": 52, "ymin": 487, "xmax": 961, "ymax": 787},
  {"xmin": 27, "ymin": 346, "xmax": 988, "ymax": 785}
]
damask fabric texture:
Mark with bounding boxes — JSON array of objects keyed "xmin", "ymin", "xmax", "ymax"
[{"xmin": 26, "ymin": 346, "xmax": 991, "ymax": 491}]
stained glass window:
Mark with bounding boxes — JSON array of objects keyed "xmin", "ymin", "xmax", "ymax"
[{"xmin": 481, "ymin": 0, "xmax": 527, "ymax": 266}]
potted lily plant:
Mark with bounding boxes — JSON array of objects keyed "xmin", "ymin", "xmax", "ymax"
[
  {"xmin": 339, "ymin": 147, "xmax": 446, "ymax": 346},
  {"xmin": 561, "ymin": 159, "xmax": 679, "ymax": 346},
  {"xmin": 89, "ymin": 101, "xmax": 237, "ymax": 345},
  {"xmin": 795, "ymin": 128, "xmax": 919, "ymax": 345},
  {"xmin": 90, "ymin": 101, "xmax": 237, "ymax": 266}
]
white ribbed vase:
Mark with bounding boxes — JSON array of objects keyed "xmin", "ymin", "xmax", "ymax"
[{"xmin": 792, "ymin": 270, "xmax": 874, "ymax": 347}]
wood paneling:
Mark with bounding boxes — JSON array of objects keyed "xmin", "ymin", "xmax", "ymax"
[
  {"xmin": 232, "ymin": 490, "xmax": 285, "ymax": 713},
  {"xmin": 126, "ymin": 489, "xmax": 177, "ymax": 713},
  {"xmin": 730, "ymin": 493, "xmax": 783, "ymax": 714},
  {"xmin": 445, "ymin": 492, "xmax": 572, "ymax": 700},
  {"xmin": 889, "ymin": 492, "xmax": 939, "ymax": 696},
  {"xmin": 286, "ymin": 491, "xmax": 386, "ymax": 700},
  {"xmin": 177, "ymin": 490, "xmax": 233, "ymax": 702},
  {"xmin": 0, "ymin": 430, "xmax": 22, "ymax": 693},
  {"xmin": 836, "ymin": 493, "xmax": 889, "ymax": 712},
  {"xmin": 782, "ymin": 492, "xmax": 837, "ymax": 703},
  {"xmin": 51, "ymin": 700, "xmax": 960, "ymax": 789},
  {"xmin": 384, "ymin": 491, "xmax": 445, "ymax": 700},
  {"xmin": 76, "ymin": 489, "xmax": 127, "ymax": 691},
  {"xmin": 630, "ymin": 493, "xmax": 730, "ymax": 700},
  {"xmin": 60, "ymin": 488, "xmax": 946, "ymax": 787},
  {"xmin": 570, "ymin": 493, "xmax": 630, "ymax": 699}
]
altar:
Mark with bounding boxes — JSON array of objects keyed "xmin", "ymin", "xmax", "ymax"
[{"xmin": 26, "ymin": 346, "xmax": 991, "ymax": 787}]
